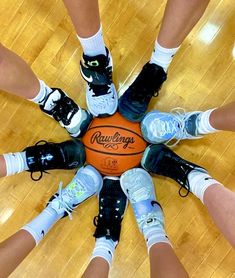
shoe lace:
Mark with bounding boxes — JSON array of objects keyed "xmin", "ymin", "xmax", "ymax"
[
  {"xmin": 88, "ymin": 66, "xmax": 113, "ymax": 97},
  {"xmin": 51, "ymin": 96, "xmax": 78, "ymax": 126},
  {"xmin": 93, "ymin": 195, "xmax": 121, "ymax": 228},
  {"xmin": 29, "ymin": 140, "xmax": 50, "ymax": 181},
  {"xmin": 48, "ymin": 182, "xmax": 74, "ymax": 220}
]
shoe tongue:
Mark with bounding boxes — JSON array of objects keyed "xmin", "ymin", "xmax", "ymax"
[
  {"xmin": 83, "ymin": 54, "xmax": 108, "ymax": 69},
  {"xmin": 43, "ymin": 89, "xmax": 61, "ymax": 111},
  {"xmin": 185, "ymin": 114, "xmax": 200, "ymax": 136}
]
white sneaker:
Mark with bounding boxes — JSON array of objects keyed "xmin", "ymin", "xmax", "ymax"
[
  {"xmin": 47, "ymin": 165, "xmax": 103, "ymax": 219},
  {"xmin": 80, "ymin": 48, "xmax": 118, "ymax": 117}
]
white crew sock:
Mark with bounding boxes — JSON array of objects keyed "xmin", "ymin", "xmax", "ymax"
[
  {"xmin": 91, "ymin": 237, "xmax": 117, "ymax": 268},
  {"xmin": 77, "ymin": 26, "xmax": 106, "ymax": 56},
  {"xmin": 150, "ymin": 41, "xmax": 180, "ymax": 72},
  {"xmin": 188, "ymin": 170, "xmax": 222, "ymax": 203},
  {"xmin": 29, "ymin": 80, "xmax": 52, "ymax": 105},
  {"xmin": 21, "ymin": 206, "xmax": 63, "ymax": 245},
  {"xmin": 197, "ymin": 108, "xmax": 218, "ymax": 135},
  {"xmin": 143, "ymin": 226, "xmax": 172, "ymax": 252},
  {"xmin": 3, "ymin": 151, "xmax": 28, "ymax": 176}
]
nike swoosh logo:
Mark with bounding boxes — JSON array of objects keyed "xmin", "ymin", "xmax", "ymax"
[
  {"xmin": 204, "ymin": 177, "xmax": 213, "ymax": 181},
  {"xmin": 80, "ymin": 67, "xmax": 93, "ymax": 83}
]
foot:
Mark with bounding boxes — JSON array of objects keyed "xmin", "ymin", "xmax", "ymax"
[
  {"xmin": 141, "ymin": 109, "xmax": 202, "ymax": 146},
  {"xmin": 40, "ymin": 88, "xmax": 92, "ymax": 137},
  {"xmin": 120, "ymin": 168, "xmax": 164, "ymax": 232},
  {"xmin": 93, "ymin": 177, "xmax": 127, "ymax": 242},
  {"xmin": 118, "ymin": 62, "xmax": 167, "ymax": 122},
  {"xmin": 48, "ymin": 165, "xmax": 103, "ymax": 219},
  {"xmin": 24, "ymin": 140, "xmax": 85, "ymax": 180},
  {"xmin": 80, "ymin": 48, "xmax": 118, "ymax": 117},
  {"xmin": 141, "ymin": 144, "xmax": 207, "ymax": 196}
]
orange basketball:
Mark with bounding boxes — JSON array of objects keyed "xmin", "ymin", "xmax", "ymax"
[{"xmin": 82, "ymin": 112, "xmax": 147, "ymax": 176}]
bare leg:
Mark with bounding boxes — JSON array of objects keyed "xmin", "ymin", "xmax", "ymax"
[
  {"xmin": 203, "ymin": 184, "xmax": 235, "ymax": 248},
  {"xmin": 63, "ymin": 0, "xmax": 100, "ymax": 37},
  {"xmin": 0, "ymin": 44, "xmax": 39, "ymax": 99},
  {"xmin": 158, "ymin": 0, "xmax": 210, "ymax": 48},
  {"xmin": 210, "ymin": 102, "xmax": 235, "ymax": 132},
  {"xmin": 0, "ymin": 155, "xmax": 7, "ymax": 177},
  {"xmin": 0, "ymin": 230, "xmax": 36, "ymax": 278},
  {"xmin": 82, "ymin": 257, "xmax": 109, "ymax": 278},
  {"xmin": 149, "ymin": 243, "xmax": 189, "ymax": 278}
]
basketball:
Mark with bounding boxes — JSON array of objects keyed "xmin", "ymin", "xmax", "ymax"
[{"xmin": 82, "ymin": 112, "xmax": 147, "ymax": 176}]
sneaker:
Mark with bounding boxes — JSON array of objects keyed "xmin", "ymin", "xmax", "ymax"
[
  {"xmin": 48, "ymin": 165, "xmax": 103, "ymax": 219},
  {"xmin": 120, "ymin": 168, "xmax": 164, "ymax": 232},
  {"xmin": 93, "ymin": 177, "xmax": 128, "ymax": 242},
  {"xmin": 24, "ymin": 140, "xmax": 85, "ymax": 181},
  {"xmin": 118, "ymin": 62, "xmax": 167, "ymax": 122},
  {"xmin": 80, "ymin": 48, "xmax": 118, "ymax": 117},
  {"xmin": 141, "ymin": 109, "xmax": 202, "ymax": 146},
  {"xmin": 141, "ymin": 144, "xmax": 207, "ymax": 197},
  {"xmin": 40, "ymin": 88, "xmax": 92, "ymax": 137}
]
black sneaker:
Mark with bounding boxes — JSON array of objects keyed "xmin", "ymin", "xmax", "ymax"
[
  {"xmin": 40, "ymin": 88, "xmax": 92, "ymax": 138},
  {"xmin": 93, "ymin": 177, "xmax": 128, "ymax": 242},
  {"xmin": 118, "ymin": 62, "xmax": 167, "ymax": 122},
  {"xmin": 24, "ymin": 140, "xmax": 86, "ymax": 181},
  {"xmin": 141, "ymin": 144, "xmax": 207, "ymax": 197},
  {"xmin": 80, "ymin": 48, "xmax": 118, "ymax": 117}
]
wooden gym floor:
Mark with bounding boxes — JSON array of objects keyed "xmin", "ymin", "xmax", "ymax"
[{"xmin": 0, "ymin": 0, "xmax": 235, "ymax": 277}]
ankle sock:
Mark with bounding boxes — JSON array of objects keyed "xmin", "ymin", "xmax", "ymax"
[
  {"xmin": 197, "ymin": 109, "xmax": 218, "ymax": 135},
  {"xmin": 91, "ymin": 237, "xmax": 117, "ymax": 267},
  {"xmin": 29, "ymin": 80, "xmax": 52, "ymax": 105},
  {"xmin": 77, "ymin": 26, "xmax": 106, "ymax": 56},
  {"xmin": 3, "ymin": 151, "xmax": 28, "ymax": 176},
  {"xmin": 21, "ymin": 206, "xmax": 63, "ymax": 245},
  {"xmin": 188, "ymin": 170, "xmax": 222, "ymax": 203},
  {"xmin": 142, "ymin": 204, "xmax": 172, "ymax": 252},
  {"xmin": 150, "ymin": 41, "xmax": 180, "ymax": 72}
]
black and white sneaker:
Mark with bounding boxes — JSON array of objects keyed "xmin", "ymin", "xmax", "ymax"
[
  {"xmin": 80, "ymin": 48, "xmax": 118, "ymax": 117},
  {"xmin": 93, "ymin": 177, "xmax": 128, "ymax": 242},
  {"xmin": 40, "ymin": 88, "xmax": 92, "ymax": 137},
  {"xmin": 118, "ymin": 62, "xmax": 167, "ymax": 122},
  {"xmin": 24, "ymin": 139, "xmax": 86, "ymax": 181},
  {"xmin": 141, "ymin": 144, "xmax": 207, "ymax": 197}
]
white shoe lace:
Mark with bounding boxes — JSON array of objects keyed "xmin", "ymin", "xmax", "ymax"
[{"xmin": 162, "ymin": 108, "xmax": 202, "ymax": 147}]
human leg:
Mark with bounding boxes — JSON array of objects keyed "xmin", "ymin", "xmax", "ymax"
[
  {"xmin": 0, "ymin": 165, "xmax": 102, "ymax": 277},
  {"xmin": 119, "ymin": 0, "xmax": 210, "ymax": 122},
  {"xmin": 0, "ymin": 140, "xmax": 85, "ymax": 180},
  {"xmin": 142, "ymin": 144, "xmax": 235, "ymax": 247},
  {"xmin": 120, "ymin": 168, "xmax": 188, "ymax": 278},
  {"xmin": 82, "ymin": 177, "xmax": 127, "ymax": 278}
]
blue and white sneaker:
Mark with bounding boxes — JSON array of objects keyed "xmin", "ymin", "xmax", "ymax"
[
  {"xmin": 47, "ymin": 165, "xmax": 103, "ymax": 219},
  {"xmin": 141, "ymin": 109, "xmax": 203, "ymax": 146},
  {"xmin": 120, "ymin": 168, "xmax": 164, "ymax": 232}
]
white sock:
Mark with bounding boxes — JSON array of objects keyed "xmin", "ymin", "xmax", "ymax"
[
  {"xmin": 150, "ymin": 41, "xmax": 180, "ymax": 72},
  {"xmin": 91, "ymin": 237, "xmax": 117, "ymax": 268},
  {"xmin": 21, "ymin": 206, "xmax": 63, "ymax": 245},
  {"xmin": 3, "ymin": 151, "xmax": 28, "ymax": 176},
  {"xmin": 188, "ymin": 170, "xmax": 222, "ymax": 203},
  {"xmin": 197, "ymin": 108, "xmax": 218, "ymax": 135},
  {"xmin": 77, "ymin": 26, "xmax": 106, "ymax": 56},
  {"xmin": 143, "ymin": 222, "xmax": 172, "ymax": 252},
  {"xmin": 29, "ymin": 80, "xmax": 52, "ymax": 105}
]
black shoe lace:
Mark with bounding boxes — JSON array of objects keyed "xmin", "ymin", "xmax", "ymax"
[
  {"xmin": 93, "ymin": 194, "xmax": 121, "ymax": 239},
  {"xmin": 88, "ymin": 66, "xmax": 113, "ymax": 97},
  {"xmin": 51, "ymin": 96, "xmax": 78, "ymax": 126},
  {"xmin": 29, "ymin": 140, "xmax": 50, "ymax": 181}
]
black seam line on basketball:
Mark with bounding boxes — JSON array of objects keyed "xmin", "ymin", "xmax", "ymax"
[
  {"xmin": 84, "ymin": 145, "xmax": 145, "ymax": 156},
  {"xmin": 87, "ymin": 125, "xmax": 145, "ymax": 140}
]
